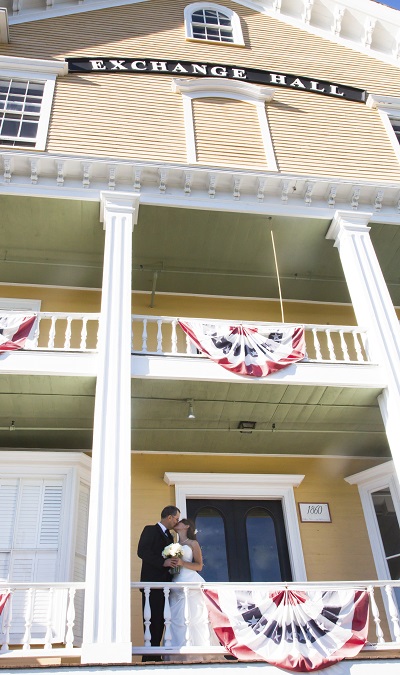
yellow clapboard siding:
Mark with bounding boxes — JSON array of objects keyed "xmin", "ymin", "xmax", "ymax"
[
  {"xmin": 2, "ymin": 0, "xmax": 400, "ymax": 176},
  {"xmin": 193, "ymin": 97, "xmax": 267, "ymax": 169}
]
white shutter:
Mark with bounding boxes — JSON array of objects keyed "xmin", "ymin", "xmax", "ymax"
[
  {"xmin": 14, "ymin": 480, "xmax": 42, "ymax": 549},
  {"xmin": 0, "ymin": 479, "xmax": 18, "ymax": 548},
  {"xmin": 39, "ymin": 482, "xmax": 63, "ymax": 549}
]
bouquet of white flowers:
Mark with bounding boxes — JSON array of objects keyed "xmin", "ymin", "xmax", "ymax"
[{"xmin": 162, "ymin": 542, "xmax": 184, "ymax": 575}]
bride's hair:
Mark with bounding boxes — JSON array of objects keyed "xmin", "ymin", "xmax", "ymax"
[{"xmin": 181, "ymin": 518, "xmax": 197, "ymax": 541}]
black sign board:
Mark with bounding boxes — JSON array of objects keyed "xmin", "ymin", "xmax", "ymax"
[{"xmin": 66, "ymin": 58, "xmax": 367, "ymax": 103}]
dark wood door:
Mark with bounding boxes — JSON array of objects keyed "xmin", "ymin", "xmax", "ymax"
[{"xmin": 187, "ymin": 499, "xmax": 292, "ymax": 583}]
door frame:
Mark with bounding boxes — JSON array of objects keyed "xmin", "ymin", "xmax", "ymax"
[{"xmin": 164, "ymin": 472, "xmax": 306, "ymax": 581}]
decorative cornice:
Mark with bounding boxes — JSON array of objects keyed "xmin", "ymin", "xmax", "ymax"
[
  {"xmin": 0, "ymin": 55, "xmax": 68, "ymax": 76},
  {"xmin": 172, "ymin": 77, "xmax": 275, "ymax": 102},
  {"xmin": 1, "ymin": 151, "xmax": 400, "ymax": 223},
  {"xmin": 4, "ymin": 0, "xmax": 400, "ymax": 70}
]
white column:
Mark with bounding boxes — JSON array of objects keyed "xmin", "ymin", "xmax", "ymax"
[
  {"xmin": 81, "ymin": 192, "xmax": 139, "ymax": 664},
  {"xmin": 326, "ymin": 210, "xmax": 400, "ymax": 474}
]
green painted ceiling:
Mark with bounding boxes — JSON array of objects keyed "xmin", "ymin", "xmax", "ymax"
[
  {"xmin": 1, "ymin": 195, "xmax": 399, "ymax": 304},
  {"xmin": 0, "ymin": 375, "xmax": 388, "ymax": 458}
]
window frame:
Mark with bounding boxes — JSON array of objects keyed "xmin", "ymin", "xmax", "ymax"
[
  {"xmin": 184, "ymin": 2, "xmax": 244, "ymax": 46},
  {"xmin": 367, "ymin": 93, "xmax": 400, "ymax": 167},
  {"xmin": 172, "ymin": 77, "xmax": 277, "ymax": 170},
  {"xmin": 0, "ymin": 57, "xmax": 67, "ymax": 151}
]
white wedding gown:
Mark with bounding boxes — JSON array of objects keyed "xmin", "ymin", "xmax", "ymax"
[{"xmin": 165, "ymin": 544, "xmax": 220, "ymax": 661}]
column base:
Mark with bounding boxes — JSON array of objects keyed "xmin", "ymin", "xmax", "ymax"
[{"xmin": 81, "ymin": 641, "xmax": 132, "ymax": 664}]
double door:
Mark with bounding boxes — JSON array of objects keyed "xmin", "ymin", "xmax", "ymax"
[{"xmin": 187, "ymin": 499, "xmax": 292, "ymax": 583}]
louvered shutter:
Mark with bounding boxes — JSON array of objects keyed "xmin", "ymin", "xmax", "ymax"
[
  {"xmin": 0, "ymin": 479, "xmax": 19, "ymax": 581},
  {"xmin": 3, "ymin": 479, "xmax": 66, "ymax": 643}
]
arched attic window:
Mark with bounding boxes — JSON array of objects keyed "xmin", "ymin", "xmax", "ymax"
[
  {"xmin": 184, "ymin": 3, "xmax": 244, "ymax": 46},
  {"xmin": 172, "ymin": 78, "xmax": 277, "ymax": 171}
]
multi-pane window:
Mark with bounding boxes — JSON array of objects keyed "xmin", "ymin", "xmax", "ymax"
[
  {"xmin": 0, "ymin": 78, "xmax": 44, "ymax": 147},
  {"xmin": 191, "ymin": 8, "xmax": 234, "ymax": 42}
]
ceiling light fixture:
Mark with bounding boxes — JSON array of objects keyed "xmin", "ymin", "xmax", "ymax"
[
  {"xmin": 9, "ymin": 420, "xmax": 16, "ymax": 432},
  {"xmin": 187, "ymin": 400, "xmax": 195, "ymax": 420},
  {"xmin": 238, "ymin": 421, "xmax": 256, "ymax": 433}
]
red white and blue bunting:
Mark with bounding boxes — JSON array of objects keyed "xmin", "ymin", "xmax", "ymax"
[
  {"xmin": 178, "ymin": 321, "xmax": 305, "ymax": 377},
  {"xmin": 203, "ymin": 587, "xmax": 369, "ymax": 672},
  {"xmin": 0, "ymin": 314, "xmax": 36, "ymax": 351}
]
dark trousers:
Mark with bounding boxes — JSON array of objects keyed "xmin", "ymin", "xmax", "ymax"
[{"xmin": 141, "ymin": 588, "xmax": 165, "ymax": 662}]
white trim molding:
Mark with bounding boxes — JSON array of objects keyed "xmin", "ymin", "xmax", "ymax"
[
  {"xmin": 172, "ymin": 77, "xmax": 277, "ymax": 169},
  {"xmin": 164, "ymin": 471, "xmax": 307, "ymax": 581},
  {"xmin": 367, "ymin": 94, "xmax": 400, "ymax": 169},
  {"xmin": 184, "ymin": 2, "xmax": 244, "ymax": 46}
]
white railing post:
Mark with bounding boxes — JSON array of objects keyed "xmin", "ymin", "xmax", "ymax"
[
  {"xmin": 325, "ymin": 329, "xmax": 336, "ymax": 361},
  {"xmin": 353, "ymin": 330, "xmax": 365, "ymax": 362},
  {"xmin": 142, "ymin": 318, "xmax": 148, "ymax": 353},
  {"xmin": 156, "ymin": 319, "xmax": 163, "ymax": 354},
  {"xmin": 163, "ymin": 587, "xmax": 172, "ymax": 649},
  {"xmin": 65, "ymin": 317, "xmax": 72, "ymax": 349},
  {"xmin": 48, "ymin": 316, "xmax": 57, "ymax": 349},
  {"xmin": 65, "ymin": 587, "xmax": 76, "ymax": 650},
  {"xmin": 339, "ymin": 330, "xmax": 350, "ymax": 361},
  {"xmin": 143, "ymin": 586, "xmax": 152, "ymax": 647},
  {"xmin": 312, "ymin": 328, "xmax": 322, "ymax": 361},
  {"xmin": 368, "ymin": 585, "xmax": 385, "ymax": 644},
  {"xmin": 171, "ymin": 320, "xmax": 178, "ymax": 354},
  {"xmin": 22, "ymin": 588, "xmax": 34, "ymax": 651},
  {"xmin": 80, "ymin": 317, "xmax": 88, "ymax": 351},
  {"xmin": 385, "ymin": 584, "xmax": 400, "ymax": 642},
  {"xmin": 44, "ymin": 587, "xmax": 54, "ymax": 651}
]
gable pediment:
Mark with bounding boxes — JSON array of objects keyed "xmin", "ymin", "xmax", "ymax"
[{"xmin": 2, "ymin": 0, "xmax": 400, "ymax": 70}]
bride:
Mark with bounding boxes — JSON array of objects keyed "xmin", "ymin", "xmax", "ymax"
[{"xmin": 165, "ymin": 518, "xmax": 220, "ymax": 661}]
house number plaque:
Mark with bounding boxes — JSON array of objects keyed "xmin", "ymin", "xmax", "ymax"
[{"xmin": 299, "ymin": 503, "xmax": 331, "ymax": 522}]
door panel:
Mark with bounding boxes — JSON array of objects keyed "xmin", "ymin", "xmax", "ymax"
[{"xmin": 187, "ymin": 499, "xmax": 292, "ymax": 583}]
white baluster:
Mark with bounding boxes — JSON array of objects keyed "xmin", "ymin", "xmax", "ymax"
[
  {"xmin": 65, "ymin": 587, "xmax": 76, "ymax": 650},
  {"xmin": 312, "ymin": 329, "xmax": 322, "ymax": 360},
  {"xmin": 163, "ymin": 586, "xmax": 172, "ymax": 649},
  {"xmin": 80, "ymin": 317, "xmax": 88, "ymax": 350},
  {"xmin": 44, "ymin": 587, "xmax": 54, "ymax": 651},
  {"xmin": 339, "ymin": 330, "xmax": 350, "ymax": 361},
  {"xmin": 65, "ymin": 316, "xmax": 72, "ymax": 349},
  {"xmin": 33, "ymin": 316, "xmax": 40, "ymax": 348},
  {"xmin": 186, "ymin": 333, "xmax": 192, "ymax": 355},
  {"xmin": 368, "ymin": 585, "xmax": 385, "ymax": 644},
  {"xmin": 353, "ymin": 330, "xmax": 365, "ymax": 362},
  {"xmin": 325, "ymin": 329, "xmax": 336, "ymax": 361},
  {"xmin": 171, "ymin": 320, "xmax": 178, "ymax": 354},
  {"xmin": 0, "ymin": 590, "xmax": 12, "ymax": 653},
  {"xmin": 156, "ymin": 319, "xmax": 163, "ymax": 354},
  {"xmin": 22, "ymin": 588, "xmax": 34, "ymax": 651},
  {"xmin": 96, "ymin": 320, "xmax": 100, "ymax": 351},
  {"xmin": 143, "ymin": 586, "xmax": 152, "ymax": 647},
  {"xmin": 142, "ymin": 319, "xmax": 148, "ymax": 353},
  {"xmin": 183, "ymin": 586, "xmax": 190, "ymax": 646},
  {"xmin": 385, "ymin": 584, "xmax": 400, "ymax": 642},
  {"xmin": 48, "ymin": 316, "xmax": 57, "ymax": 349}
]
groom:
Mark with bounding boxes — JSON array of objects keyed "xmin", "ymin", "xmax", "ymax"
[{"xmin": 137, "ymin": 505, "xmax": 181, "ymax": 660}]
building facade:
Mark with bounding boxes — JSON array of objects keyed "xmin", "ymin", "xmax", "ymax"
[{"xmin": 1, "ymin": 0, "xmax": 400, "ymax": 672}]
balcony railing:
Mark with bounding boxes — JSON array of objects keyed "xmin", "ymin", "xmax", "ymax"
[
  {"xmin": 0, "ymin": 582, "xmax": 85, "ymax": 658},
  {"xmin": 131, "ymin": 580, "xmax": 400, "ymax": 659},
  {"xmin": 2, "ymin": 312, "xmax": 370, "ymax": 364},
  {"xmin": 131, "ymin": 316, "xmax": 370, "ymax": 364},
  {"xmin": 1, "ymin": 580, "xmax": 399, "ymax": 660}
]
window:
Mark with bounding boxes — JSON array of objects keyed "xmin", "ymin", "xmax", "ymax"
[
  {"xmin": 0, "ymin": 79, "xmax": 45, "ymax": 147},
  {"xmin": 184, "ymin": 3, "xmax": 244, "ymax": 45},
  {"xmin": 0, "ymin": 57, "xmax": 67, "ymax": 150}
]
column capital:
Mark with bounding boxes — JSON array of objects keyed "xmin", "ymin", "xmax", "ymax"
[
  {"xmin": 100, "ymin": 191, "xmax": 140, "ymax": 227},
  {"xmin": 326, "ymin": 210, "xmax": 373, "ymax": 243}
]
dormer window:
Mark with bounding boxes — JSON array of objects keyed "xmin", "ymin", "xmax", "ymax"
[{"xmin": 185, "ymin": 3, "xmax": 244, "ymax": 46}]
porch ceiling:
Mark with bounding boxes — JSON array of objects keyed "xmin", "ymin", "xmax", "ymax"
[
  {"xmin": 1, "ymin": 195, "xmax": 399, "ymax": 305},
  {"xmin": 0, "ymin": 374, "xmax": 387, "ymax": 457}
]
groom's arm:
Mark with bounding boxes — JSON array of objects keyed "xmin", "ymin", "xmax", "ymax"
[{"xmin": 137, "ymin": 525, "xmax": 167, "ymax": 569}]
